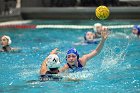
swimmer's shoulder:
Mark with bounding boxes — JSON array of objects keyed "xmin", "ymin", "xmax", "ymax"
[{"xmin": 59, "ymin": 64, "xmax": 69, "ymax": 73}]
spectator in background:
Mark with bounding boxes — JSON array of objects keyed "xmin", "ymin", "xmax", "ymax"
[
  {"xmin": 110, "ymin": 0, "xmax": 119, "ymax": 6},
  {"xmin": 102, "ymin": 0, "xmax": 119, "ymax": 6},
  {"xmin": 81, "ymin": 0, "xmax": 98, "ymax": 6},
  {"xmin": 42, "ymin": 0, "xmax": 77, "ymax": 7},
  {"xmin": 16, "ymin": 0, "xmax": 21, "ymax": 8}
]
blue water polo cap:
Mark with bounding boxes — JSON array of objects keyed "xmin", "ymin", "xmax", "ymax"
[
  {"xmin": 66, "ymin": 48, "xmax": 79, "ymax": 59},
  {"xmin": 133, "ymin": 25, "xmax": 140, "ymax": 34}
]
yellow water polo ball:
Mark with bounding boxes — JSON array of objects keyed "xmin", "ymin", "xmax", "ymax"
[{"xmin": 95, "ymin": 6, "xmax": 110, "ymax": 20}]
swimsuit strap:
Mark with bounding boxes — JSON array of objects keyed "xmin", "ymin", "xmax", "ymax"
[
  {"xmin": 77, "ymin": 60, "xmax": 83, "ymax": 68},
  {"xmin": 2, "ymin": 45, "xmax": 11, "ymax": 52},
  {"xmin": 67, "ymin": 63, "xmax": 74, "ymax": 70},
  {"xmin": 67, "ymin": 60, "xmax": 83, "ymax": 69}
]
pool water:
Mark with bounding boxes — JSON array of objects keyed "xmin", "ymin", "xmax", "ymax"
[{"xmin": 0, "ymin": 20, "xmax": 140, "ymax": 93}]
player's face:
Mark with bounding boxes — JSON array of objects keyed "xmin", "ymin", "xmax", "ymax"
[
  {"xmin": 1, "ymin": 37, "xmax": 8, "ymax": 46},
  {"xmin": 132, "ymin": 29, "xmax": 138, "ymax": 34},
  {"xmin": 96, "ymin": 26, "xmax": 102, "ymax": 33},
  {"xmin": 67, "ymin": 54, "xmax": 77, "ymax": 65},
  {"xmin": 85, "ymin": 32, "xmax": 95, "ymax": 41}
]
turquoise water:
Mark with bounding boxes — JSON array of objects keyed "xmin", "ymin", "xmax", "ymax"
[{"xmin": 0, "ymin": 20, "xmax": 140, "ymax": 93}]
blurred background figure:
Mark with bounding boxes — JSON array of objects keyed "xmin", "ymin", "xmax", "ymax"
[
  {"xmin": 16, "ymin": 0, "xmax": 21, "ymax": 8},
  {"xmin": 132, "ymin": 25, "xmax": 140, "ymax": 38},
  {"xmin": 0, "ymin": 0, "xmax": 20, "ymax": 16},
  {"xmin": 0, "ymin": 35, "xmax": 20, "ymax": 52},
  {"xmin": 0, "ymin": 35, "xmax": 12, "ymax": 52},
  {"xmin": 84, "ymin": 31, "xmax": 98, "ymax": 44},
  {"xmin": 102, "ymin": 0, "xmax": 119, "ymax": 6},
  {"xmin": 42, "ymin": 0, "xmax": 77, "ymax": 7},
  {"xmin": 94, "ymin": 23, "xmax": 102, "ymax": 38}
]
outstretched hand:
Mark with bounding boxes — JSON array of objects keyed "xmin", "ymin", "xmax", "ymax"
[
  {"xmin": 50, "ymin": 48, "xmax": 59, "ymax": 54},
  {"xmin": 101, "ymin": 26, "xmax": 109, "ymax": 40}
]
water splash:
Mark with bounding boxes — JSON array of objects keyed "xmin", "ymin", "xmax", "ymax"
[{"xmin": 101, "ymin": 32, "xmax": 131, "ymax": 70}]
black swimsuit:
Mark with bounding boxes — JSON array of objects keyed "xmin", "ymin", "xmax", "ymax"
[
  {"xmin": 85, "ymin": 40, "xmax": 98, "ymax": 44},
  {"xmin": 2, "ymin": 45, "xmax": 11, "ymax": 52},
  {"xmin": 67, "ymin": 60, "xmax": 83, "ymax": 72},
  {"xmin": 40, "ymin": 69, "xmax": 62, "ymax": 81}
]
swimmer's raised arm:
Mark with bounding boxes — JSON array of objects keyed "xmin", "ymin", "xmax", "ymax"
[
  {"xmin": 40, "ymin": 48, "xmax": 59, "ymax": 75},
  {"xmin": 80, "ymin": 27, "xmax": 108, "ymax": 66},
  {"xmin": 50, "ymin": 48, "xmax": 59, "ymax": 54},
  {"xmin": 40, "ymin": 57, "xmax": 48, "ymax": 75}
]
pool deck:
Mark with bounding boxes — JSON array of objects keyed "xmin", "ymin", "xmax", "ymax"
[{"xmin": 0, "ymin": 7, "xmax": 140, "ymax": 22}]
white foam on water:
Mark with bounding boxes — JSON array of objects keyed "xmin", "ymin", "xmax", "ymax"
[
  {"xmin": 101, "ymin": 33, "xmax": 130, "ymax": 70},
  {"xmin": 61, "ymin": 70, "xmax": 93, "ymax": 80}
]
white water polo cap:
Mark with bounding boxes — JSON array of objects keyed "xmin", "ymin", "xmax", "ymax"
[
  {"xmin": 94, "ymin": 23, "xmax": 102, "ymax": 32},
  {"xmin": 2, "ymin": 35, "xmax": 12, "ymax": 45},
  {"xmin": 47, "ymin": 54, "xmax": 60, "ymax": 68}
]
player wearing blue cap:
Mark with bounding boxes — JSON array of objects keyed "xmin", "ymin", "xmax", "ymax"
[
  {"xmin": 132, "ymin": 25, "xmax": 140, "ymax": 38},
  {"xmin": 40, "ymin": 29, "xmax": 108, "ymax": 74},
  {"xmin": 58, "ymin": 29, "xmax": 108, "ymax": 72}
]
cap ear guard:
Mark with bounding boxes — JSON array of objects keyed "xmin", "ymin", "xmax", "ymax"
[
  {"xmin": 84, "ymin": 34, "xmax": 87, "ymax": 41},
  {"xmin": 8, "ymin": 38, "xmax": 12, "ymax": 45},
  {"xmin": 137, "ymin": 25, "xmax": 140, "ymax": 34}
]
